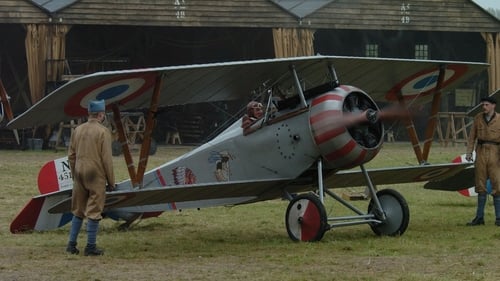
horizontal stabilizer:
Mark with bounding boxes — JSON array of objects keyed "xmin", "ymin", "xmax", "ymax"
[
  {"xmin": 11, "ymin": 194, "xmax": 73, "ymax": 233},
  {"xmin": 424, "ymin": 167, "xmax": 475, "ymax": 191}
]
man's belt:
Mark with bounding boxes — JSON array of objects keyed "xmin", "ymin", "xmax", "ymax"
[{"xmin": 478, "ymin": 139, "xmax": 500, "ymax": 145}]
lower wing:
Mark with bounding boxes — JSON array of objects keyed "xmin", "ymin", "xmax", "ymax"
[
  {"xmin": 48, "ymin": 162, "xmax": 473, "ymax": 215},
  {"xmin": 12, "ymin": 162, "xmax": 471, "ymax": 233},
  {"xmin": 323, "ymin": 162, "xmax": 472, "ymax": 189}
]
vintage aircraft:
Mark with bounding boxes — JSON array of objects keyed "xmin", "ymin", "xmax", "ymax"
[{"xmin": 8, "ymin": 56, "xmax": 487, "ymax": 241}]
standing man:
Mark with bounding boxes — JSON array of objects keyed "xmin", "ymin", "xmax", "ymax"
[
  {"xmin": 466, "ymin": 96, "xmax": 500, "ymax": 226},
  {"xmin": 66, "ymin": 99, "xmax": 115, "ymax": 255}
]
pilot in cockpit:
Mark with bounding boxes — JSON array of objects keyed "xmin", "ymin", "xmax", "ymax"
[{"xmin": 241, "ymin": 101, "xmax": 264, "ymax": 135}]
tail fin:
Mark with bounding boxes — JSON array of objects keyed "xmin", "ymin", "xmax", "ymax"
[
  {"xmin": 37, "ymin": 156, "xmax": 73, "ymax": 194},
  {"xmin": 32, "ymin": 157, "xmax": 167, "ymax": 231},
  {"xmin": 11, "ymin": 156, "xmax": 74, "ymax": 233},
  {"xmin": 10, "ymin": 192, "xmax": 73, "ymax": 233}
]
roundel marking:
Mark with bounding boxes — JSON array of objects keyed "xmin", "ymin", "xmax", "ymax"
[
  {"xmin": 64, "ymin": 73, "xmax": 157, "ymax": 116},
  {"xmin": 104, "ymin": 193, "xmax": 135, "ymax": 207},
  {"xmin": 385, "ymin": 65, "xmax": 467, "ymax": 101},
  {"xmin": 414, "ymin": 167, "xmax": 452, "ymax": 181},
  {"xmin": 276, "ymin": 123, "xmax": 298, "ymax": 160}
]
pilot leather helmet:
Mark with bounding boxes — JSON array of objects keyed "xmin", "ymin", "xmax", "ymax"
[
  {"xmin": 246, "ymin": 101, "xmax": 262, "ymax": 113},
  {"xmin": 88, "ymin": 99, "xmax": 106, "ymax": 113},
  {"xmin": 481, "ymin": 96, "xmax": 496, "ymax": 104}
]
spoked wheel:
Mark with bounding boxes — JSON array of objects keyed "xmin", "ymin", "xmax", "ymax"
[
  {"xmin": 285, "ymin": 193, "xmax": 328, "ymax": 242},
  {"xmin": 368, "ymin": 189, "xmax": 409, "ymax": 236}
]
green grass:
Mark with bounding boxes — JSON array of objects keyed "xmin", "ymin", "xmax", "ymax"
[{"xmin": 2, "ymin": 143, "xmax": 500, "ymax": 280}]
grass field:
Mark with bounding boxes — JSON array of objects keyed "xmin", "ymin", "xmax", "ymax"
[{"xmin": 2, "ymin": 143, "xmax": 500, "ymax": 281}]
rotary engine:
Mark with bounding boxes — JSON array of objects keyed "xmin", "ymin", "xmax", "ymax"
[{"xmin": 309, "ymin": 85, "xmax": 384, "ymax": 169}]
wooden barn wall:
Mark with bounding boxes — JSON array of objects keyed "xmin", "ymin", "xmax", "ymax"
[
  {"xmin": 0, "ymin": 0, "xmax": 43, "ymax": 23},
  {"xmin": 0, "ymin": 0, "xmax": 498, "ymax": 32},
  {"xmin": 315, "ymin": 0, "xmax": 499, "ymax": 32}
]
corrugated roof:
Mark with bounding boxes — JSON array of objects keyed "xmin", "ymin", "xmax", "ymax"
[
  {"xmin": 28, "ymin": 0, "xmax": 79, "ymax": 14},
  {"xmin": 270, "ymin": 0, "xmax": 335, "ymax": 19}
]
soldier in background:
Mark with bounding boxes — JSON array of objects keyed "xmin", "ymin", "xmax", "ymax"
[{"xmin": 465, "ymin": 96, "xmax": 500, "ymax": 226}]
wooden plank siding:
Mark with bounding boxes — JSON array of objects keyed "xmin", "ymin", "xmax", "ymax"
[
  {"xmin": 0, "ymin": 0, "xmax": 498, "ymax": 32},
  {"xmin": 0, "ymin": 1, "xmax": 44, "ymax": 23},
  {"xmin": 316, "ymin": 0, "xmax": 500, "ymax": 32}
]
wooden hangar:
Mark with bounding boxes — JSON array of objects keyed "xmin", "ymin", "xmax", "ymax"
[{"xmin": 0, "ymin": 0, "xmax": 498, "ymax": 148}]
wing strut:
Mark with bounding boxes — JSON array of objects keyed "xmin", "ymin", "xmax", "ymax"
[
  {"xmin": 111, "ymin": 73, "xmax": 163, "ymax": 188},
  {"xmin": 422, "ymin": 65, "xmax": 446, "ymax": 162},
  {"xmin": 289, "ymin": 65, "xmax": 308, "ymax": 108},
  {"xmin": 396, "ymin": 65, "xmax": 446, "ymax": 164},
  {"xmin": 135, "ymin": 73, "xmax": 163, "ymax": 187},
  {"xmin": 111, "ymin": 104, "xmax": 137, "ymax": 185},
  {"xmin": 328, "ymin": 64, "xmax": 339, "ymax": 86},
  {"xmin": 396, "ymin": 93, "xmax": 424, "ymax": 164}
]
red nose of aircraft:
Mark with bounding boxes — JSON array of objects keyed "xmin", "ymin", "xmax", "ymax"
[{"xmin": 309, "ymin": 85, "xmax": 398, "ymax": 169}]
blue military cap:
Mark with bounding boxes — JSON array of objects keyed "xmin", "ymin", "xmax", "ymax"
[{"xmin": 88, "ymin": 99, "xmax": 106, "ymax": 113}]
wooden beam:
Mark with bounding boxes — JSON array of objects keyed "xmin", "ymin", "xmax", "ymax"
[
  {"xmin": 422, "ymin": 65, "xmax": 446, "ymax": 162},
  {"xmin": 0, "ymin": 79, "xmax": 14, "ymax": 121},
  {"xmin": 396, "ymin": 92, "xmax": 424, "ymax": 164},
  {"xmin": 135, "ymin": 73, "xmax": 163, "ymax": 187},
  {"xmin": 111, "ymin": 104, "xmax": 137, "ymax": 186}
]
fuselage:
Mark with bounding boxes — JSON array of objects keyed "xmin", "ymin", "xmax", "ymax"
[{"xmin": 116, "ymin": 84, "xmax": 384, "ymax": 205}]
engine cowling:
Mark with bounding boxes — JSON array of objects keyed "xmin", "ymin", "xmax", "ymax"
[{"xmin": 309, "ymin": 85, "xmax": 384, "ymax": 169}]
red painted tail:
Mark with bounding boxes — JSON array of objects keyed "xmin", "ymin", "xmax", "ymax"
[
  {"xmin": 37, "ymin": 156, "xmax": 73, "ymax": 194},
  {"xmin": 10, "ymin": 192, "xmax": 73, "ymax": 233}
]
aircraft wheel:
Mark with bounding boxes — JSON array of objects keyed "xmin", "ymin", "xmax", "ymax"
[
  {"xmin": 285, "ymin": 193, "xmax": 328, "ymax": 242},
  {"xmin": 112, "ymin": 140, "xmax": 122, "ymax": 156},
  {"xmin": 368, "ymin": 189, "xmax": 409, "ymax": 236}
]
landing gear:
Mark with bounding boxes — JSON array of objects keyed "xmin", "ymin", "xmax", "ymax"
[
  {"xmin": 284, "ymin": 160, "xmax": 410, "ymax": 242},
  {"xmin": 285, "ymin": 193, "xmax": 328, "ymax": 242},
  {"xmin": 368, "ymin": 189, "xmax": 409, "ymax": 236}
]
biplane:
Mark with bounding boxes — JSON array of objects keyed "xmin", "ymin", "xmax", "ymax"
[{"xmin": 7, "ymin": 56, "xmax": 487, "ymax": 241}]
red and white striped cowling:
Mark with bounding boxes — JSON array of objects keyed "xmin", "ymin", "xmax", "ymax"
[{"xmin": 309, "ymin": 85, "xmax": 383, "ymax": 169}]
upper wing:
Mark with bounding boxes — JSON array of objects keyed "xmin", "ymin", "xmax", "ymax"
[{"xmin": 8, "ymin": 55, "xmax": 487, "ymax": 129}]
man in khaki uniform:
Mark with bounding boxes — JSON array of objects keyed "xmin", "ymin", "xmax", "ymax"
[
  {"xmin": 66, "ymin": 99, "xmax": 115, "ymax": 256},
  {"xmin": 465, "ymin": 96, "xmax": 500, "ymax": 226}
]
